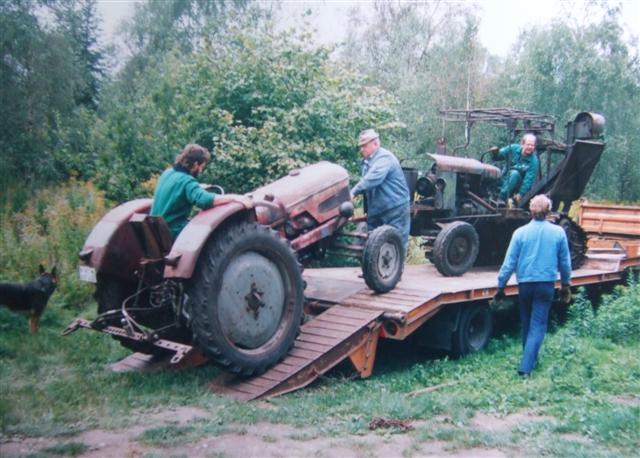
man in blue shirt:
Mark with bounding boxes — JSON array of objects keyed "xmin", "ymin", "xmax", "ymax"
[
  {"xmin": 490, "ymin": 133, "xmax": 540, "ymax": 204},
  {"xmin": 151, "ymin": 144, "xmax": 252, "ymax": 238},
  {"xmin": 350, "ymin": 129, "xmax": 411, "ymax": 251},
  {"xmin": 495, "ymin": 194, "xmax": 572, "ymax": 377}
]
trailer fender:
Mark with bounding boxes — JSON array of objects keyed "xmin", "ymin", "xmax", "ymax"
[
  {"xmin": 79, "ymin": 199, "xmax": 152, "ymax": 276},
  {"xmin": 163, "ymin": 202, "xmax": 248, "ymax": 279}
]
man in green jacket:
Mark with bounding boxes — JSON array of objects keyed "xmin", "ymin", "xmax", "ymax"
[
  {"xmin": 151, "ymin": 144, "xmax": 252, "ymax": 238},
  {"xmin": 490, "ymin": 133, "xmax": 539, "ymax": 204}
]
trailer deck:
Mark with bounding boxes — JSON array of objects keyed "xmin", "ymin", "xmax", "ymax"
[
  {"xmin": 209, "ymin": 249, "xmax": 638, "ymax": 400},
  {"xmin": 81, "ymin": 246, "xmax": 638, "ymax": 400}
]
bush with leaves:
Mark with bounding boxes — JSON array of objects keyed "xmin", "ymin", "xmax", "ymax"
[
  {"xmin": 592, "ymin": 278, "xmax": 640, "ymax": 343},
  {"xmin": 94, "ymin": 19, "xmax": 398, "ymax": 201},
  {"xmin": 565, "ymin": 278, "xmax": 640, "ymax": 343}
]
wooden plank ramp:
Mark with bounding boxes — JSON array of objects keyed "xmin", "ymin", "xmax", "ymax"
[{"xmin": 207, "ymin": 305, "xmax": 383, "ymax": 401}]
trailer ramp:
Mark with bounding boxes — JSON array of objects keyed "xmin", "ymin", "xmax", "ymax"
[{"xmin": 208, "ymin": 305, "xmax": 382, "ymax": 401}]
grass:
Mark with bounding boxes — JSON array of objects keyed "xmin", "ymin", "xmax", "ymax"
[
  {"xmin": 2, "ymin": 293, "xmax": 638, "ymax": 456},
  {"xmin": 2, "ymin": 183, "xmax": 639, "ymax": 457}
]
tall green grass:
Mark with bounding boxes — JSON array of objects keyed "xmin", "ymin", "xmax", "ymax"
[{"xmin": 0, "ymin": 180, "xmax": 107, "ymax": 308}]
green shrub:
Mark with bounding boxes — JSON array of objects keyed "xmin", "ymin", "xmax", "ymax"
[
  {"xmin": 565, "ymin": 287, "xmax": 595, "ymax": 337},
  {"xmin": 565, "ymin": 278, "xmax": 640, "ymax": 344},
  {"xmin": 592, "ymin": 278, "xmax": 640, "ymax": 343},
  {"xmin": 94, "ymin": 21, "xmax": 398, "ymax": 201}
]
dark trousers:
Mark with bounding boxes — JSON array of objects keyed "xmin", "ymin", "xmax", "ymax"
[
  {"xmin": 367, "ymin": 203, "xmax": 411, "ymax": 253},
  {"xmin": 518, "ymin": 281, "xmax": 555, "ymax": 374},
  {"xmin": 500, "ymin": 169, "xmax": 523, "ymax": 199}
]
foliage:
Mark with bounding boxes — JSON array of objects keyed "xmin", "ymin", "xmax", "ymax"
[
  {"xmin": 0, "ymin": 0, "xmax": 106, "ymax": 188},
  {"xmin": 565, "ymin": 278, "xmax": 640, "ymax": 343},
  {"xmin": 94, "ymin": 17, "xmax": 398, "ymax": 201},
  {"xmin": 341, "ymin": 2, "xmax": 492, "ymax": 161},
  {"xmin": 592, "ymin": 278, "xmax": 640, "ymax": 343},
  {"xmin": 53, "ymin": 0, "xmax": 105, "ymax": 109},
  {"xmin": 0, "ymin": 180, "xmax": 106, "ymax": 308}
]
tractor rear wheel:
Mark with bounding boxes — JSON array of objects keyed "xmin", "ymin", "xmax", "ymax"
[
  {"xmin": 432, "ymin": 221, "xmax": 479, "ymax": 276},
  {"xmin": 362, "ymin": 225, "xmax": 405, "ymax": 293},
  {"xmin": 187, "ymin": 222, "xmax": 304, "ymax": 376}
]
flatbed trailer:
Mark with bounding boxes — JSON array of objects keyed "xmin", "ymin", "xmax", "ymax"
[{"xmin": 208, "ymin": 247, "xmax": 639, "ymax": 400}]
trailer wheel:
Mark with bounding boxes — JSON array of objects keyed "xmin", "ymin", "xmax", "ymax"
[
  {"xmin": 432, "ymin": 221, "xmax": 479, "ymax": 276},
  {"xmin": 451, "ymin": 303, "xmax": 493, "ymax": 357},
  {"xmin": 187, "ymin": 222, "xmax": 304, "ymax": 376},
  {"xmin": 362, "ymin": 225, "xmax": 405, "ymax": 293}
]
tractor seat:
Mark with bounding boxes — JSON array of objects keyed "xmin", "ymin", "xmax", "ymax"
[{"xmin": 128, "ymin": 213, "xmax": 173, "ymax": 260}]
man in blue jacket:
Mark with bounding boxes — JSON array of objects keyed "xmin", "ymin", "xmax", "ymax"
[
  {"xmin": 151, "ymin": 144, "xmax": 252, "ymax": 239},
  {"xmin": 490, "ymin": 133, "xmax": 540, "ymax": 204},
  {"xmin": 495, "ymin": 194, "xmax": 572, "ymax": 377},
  {"xmin": 350, "ymin": 129, "xmax": 411, "ymax": 251}
]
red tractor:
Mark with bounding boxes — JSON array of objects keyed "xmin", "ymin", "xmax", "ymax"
[{"xmin": 66, "ymin": 162, "xmax": 404, "ymax": 375}]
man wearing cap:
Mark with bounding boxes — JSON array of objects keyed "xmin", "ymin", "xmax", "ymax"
[{"xmin": 350, "ymin": 129, "xmax": 411, "ymax": 251}]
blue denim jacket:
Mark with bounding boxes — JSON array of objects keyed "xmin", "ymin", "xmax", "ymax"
[
  {"xmin": 497, "ymin": 219, "xmax": 572, "ymax": 288},
  {"xmin": 350, "ymin": 147, "xmax": 410, "ymax": 217}
]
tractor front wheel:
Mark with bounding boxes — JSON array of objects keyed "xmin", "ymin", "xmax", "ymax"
[
  {"xmin": 432, "ymin": 221, "xmax": 479, "ymax": 276},
  {"xmin": 187, "ymin": 222, "xmax": 304, "ymax": 376},
  {"xmin": 362, "ymin": 225, "xmax": 405, "ymax": 293}
]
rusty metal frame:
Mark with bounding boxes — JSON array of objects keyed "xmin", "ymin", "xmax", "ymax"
[
  {"xmin": 440, "ymin": 108, "xmax": 556, "ymax": 132},
  {"xmin": 62, "ymin": 318, "xmax": 196, "ymax": 364}
]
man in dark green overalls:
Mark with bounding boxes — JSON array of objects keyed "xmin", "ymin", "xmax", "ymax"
[{"xmin": 490, "ymin": 133, "xmax": 539, "ymax": 205}]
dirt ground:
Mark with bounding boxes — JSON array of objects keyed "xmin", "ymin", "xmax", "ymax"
[{"xmin": 0, "ymin": 407, "xmax": 567, "ymax": 457}]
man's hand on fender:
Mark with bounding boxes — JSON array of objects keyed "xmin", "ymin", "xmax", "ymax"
[
  {"xmin": 493, "ymin": 288, "xmax": 506, "ymax": 301},
  {"xmin": 234, "ymin": 194, "xmax": 254, "ymax": 209},
  {"xmin": 217, "ymin": 193, "xmax": 253, "ymax": 209}
]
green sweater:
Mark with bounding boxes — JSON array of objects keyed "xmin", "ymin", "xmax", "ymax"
[
  {"xmin": 497, "ymin": 144, "xmax": 539, "ymax": 196},
  {"xmin": 151, "ymin": 165, "xmax": 215, "ymax": 238}
]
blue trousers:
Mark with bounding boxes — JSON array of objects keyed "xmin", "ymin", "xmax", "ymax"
[
  {"xmin": 367, "ymin": 203, "xmax": 411, "ymax": 253},
  {"xmin": 517, "ymin": 281, "xmax": 554, "ymax": 374}
]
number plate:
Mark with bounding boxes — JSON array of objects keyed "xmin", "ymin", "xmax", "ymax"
[{"xmin": 78, "ymin": 265, "xmax": 97, "ymax": 283}]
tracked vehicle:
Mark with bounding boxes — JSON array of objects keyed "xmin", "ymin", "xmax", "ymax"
[{"xmin": 404, "ymin": 109, "xmax": 606, "ymax": 276}]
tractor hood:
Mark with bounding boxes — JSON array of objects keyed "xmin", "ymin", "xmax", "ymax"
[
  {"xmin": 429, "ymin": 154, "xmax": 501, "ymax": 179},
  {"xmin": 250, "ymin": 161, "xmax": 351, "ymax": 223}
]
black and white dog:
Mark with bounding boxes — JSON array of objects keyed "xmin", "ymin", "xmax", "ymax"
[{"xmin": 0, "ymin": 265, "xmax": 57, "ymax": 334}]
